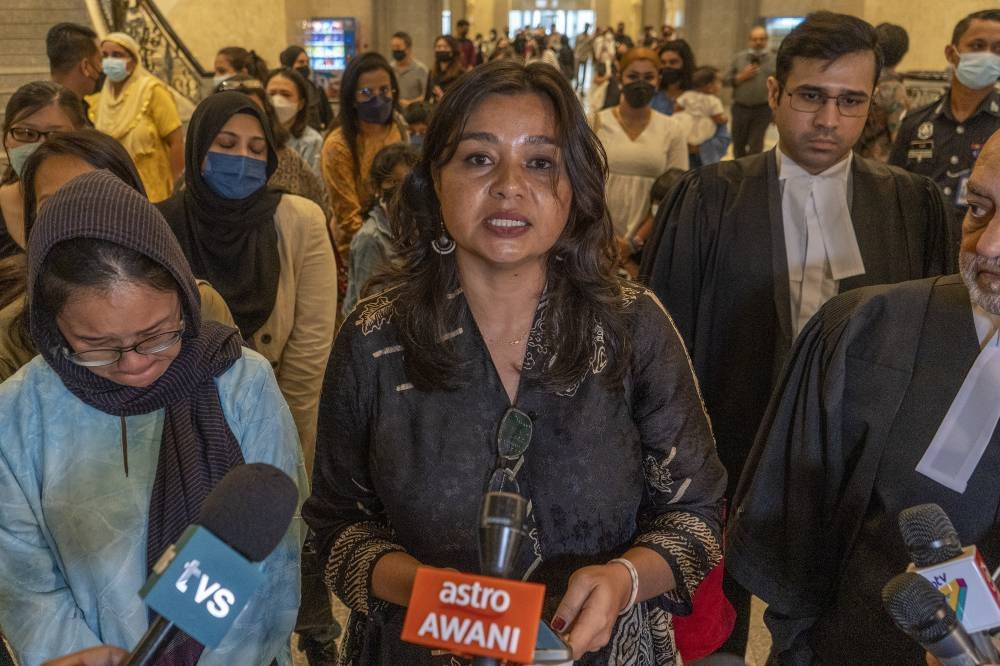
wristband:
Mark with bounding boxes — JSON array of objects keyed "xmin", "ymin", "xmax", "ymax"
[{"xmin": 608, "ymin": 557, "xmax": 639, "ymax": 615}]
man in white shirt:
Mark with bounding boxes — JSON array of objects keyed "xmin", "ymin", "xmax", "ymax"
[
  {"xmin": 729, "ymin": 118, "xmax": 1000, "ymax": 666},
  {"xmin": 640, "ymin": 11, "xmax": 953, "ymax": 657},
  {"xmin": 389, "ymin": 31, "xmax": 428, "ymax": 108}
]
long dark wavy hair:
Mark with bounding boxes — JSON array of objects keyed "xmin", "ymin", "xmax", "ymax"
[
  {"xmin": 337, "ymin": 52, "xmax": 401, "ymax": 178},
  {"xmin": 386, "ymin": 59, "xmax": 630, "ymax": 392}
]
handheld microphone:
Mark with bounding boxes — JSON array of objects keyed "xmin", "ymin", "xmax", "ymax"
[
  {"xmin": 898, "ymin": 504, "xmax": 1000, "ymax": 637},
  {"xmin": 882, "ymin": 572, "xmax": 988, "ymax": 666},
  {"xmin": 479, "ymin": 491, "xmax": 528, "ymax": 579},
  {"xmin": 474, "ymin": 491, "xmax": 528, "ymax": 666},
  {"xmin": 124, "ymin": 463, "xmax": 298, "ymax": 665}
]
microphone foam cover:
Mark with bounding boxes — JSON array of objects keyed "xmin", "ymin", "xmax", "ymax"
[
  {"xmin": 197, "ymin": 463, "xmax": 298, "ymax": 562},
  {"xmin": 898, "ymin": 503, "xmax": 963, "ymax": 567},
  {"xmin": 882, "ymin": 572, "xmax": 956, "ymax": 644}
]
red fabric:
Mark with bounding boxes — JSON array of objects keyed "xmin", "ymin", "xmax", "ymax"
[{"xmin": 673, "ymin": 561, "xmax": 736, "ymax": 661}]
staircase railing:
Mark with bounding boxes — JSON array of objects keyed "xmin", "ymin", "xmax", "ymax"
[{"xmin": 99, "ymin": 0, "xmax": 212, "ymax": 104}]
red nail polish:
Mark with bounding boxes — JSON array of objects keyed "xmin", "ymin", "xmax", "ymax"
[{"xmin": 551, "ymin": 616, "xmax": 566, "ymax": 632}]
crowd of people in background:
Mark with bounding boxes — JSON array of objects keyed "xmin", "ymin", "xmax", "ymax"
[{"xmin": 2, "ymin": 8, "xmax": 1000, "ymax": 666}]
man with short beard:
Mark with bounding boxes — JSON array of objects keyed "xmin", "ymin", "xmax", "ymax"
[{"xmin": 728, "ymin": 128, "xmax": 1000, "ymax": 664}]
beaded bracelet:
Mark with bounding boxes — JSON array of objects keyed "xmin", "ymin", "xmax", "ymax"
[{"xmin": 608, "ymin": 557, "xmax": 639, "ymax": 616}]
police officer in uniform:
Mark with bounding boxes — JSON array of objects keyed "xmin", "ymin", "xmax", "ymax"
[{"xmin": 890, "ymin": 9, "xmax": 1000, "ymax": 244}]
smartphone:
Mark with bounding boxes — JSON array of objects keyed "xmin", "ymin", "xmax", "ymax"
[{"xmin": 533, "ymin": 620, "xmax": 573, "ymax": 663}]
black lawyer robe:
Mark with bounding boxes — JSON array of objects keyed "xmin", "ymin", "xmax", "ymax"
[
  {"xmin": 639, "ymin": 148, "xmax": 955, "ymax": 497},
  {"xmin": 727, "ymin": 275, "xmax": 1000, "ymax": 664}
]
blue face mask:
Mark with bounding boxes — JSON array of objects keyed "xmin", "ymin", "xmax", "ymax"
[
  {"xmin": 202, "ymin": 151, "xmax": 268, "ymax": 200},
  {"xmin": 102, "ymin": 57, "xmax": 129, "ymax": 83},
  {"xmin": 6, "ymin": 142, "xmax": 41, "ymax": 178},
  {"xmin": 954, "ymin": 51, "xmax": 1000, "ymax": 90},
  {"xmin": 410, "ymin": 133, "xmax": 424, "ymax": 148}
]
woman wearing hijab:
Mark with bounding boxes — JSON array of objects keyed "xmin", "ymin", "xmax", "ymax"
[
  {"xmin": 0, "ymin": 170, "xmax": 305, "ymax": 665},
  {"xmin": 158, "ymin": 91, "xmax": 337, "ymax": 473},
  {"xmin": 91, "ymin": 32, "xmax": 183, "ymax": 202}
]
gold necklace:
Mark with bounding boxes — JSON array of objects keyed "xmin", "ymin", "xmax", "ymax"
[{"xmin": 486, "ymin": 335, "xmax": 525, "ymax": 346}]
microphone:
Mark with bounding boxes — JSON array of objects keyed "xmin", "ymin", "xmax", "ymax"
[
  {"xmin": 479, "ymin": 491, "xmax": 528, "ymax": 579},
  {"xmin": 474, "ymin": 491, "xmax": 528, "ymax": 666},
  {"xmin": 898, "ymin": 504, "xmax": 1000, "ymax": 639},
  {"xmin": 882, "ymin": 572, "xmax": 989, "ymax": 665},
  {"xmin": 124, "ymin": 463, "xmax": 298, "ymax": 665}
]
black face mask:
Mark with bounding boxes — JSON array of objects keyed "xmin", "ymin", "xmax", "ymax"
[
  {"xmin": 391, "ymin": 49, "xmax": 406, "ymax": 62},
  {"xmin": 658, "ymin": 68, "xmax": 684, "ymax": 89},
  {"xmin": 295, "ymin": 65, "xmax": 311, "ymax": 80},
  {"xmin": 435, "ymin": 51, "xmax": 453, "ymax": 63},
  {"xmin": 622, "ymin": 80, "xmax": 656, "ymax": 108}
]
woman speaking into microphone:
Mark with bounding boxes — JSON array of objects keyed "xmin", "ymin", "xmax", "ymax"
[{"xmin": 304, "ymin": 59, "xmax": 726, "ymax": 665}]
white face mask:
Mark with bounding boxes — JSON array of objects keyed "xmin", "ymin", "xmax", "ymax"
[
  {"xmin": 270, "ymin": 94, "xmax": 299, "ymax": 125},
  {"xmin": 212, "ymin": 73, "xmax": 232, "ymax": 89}
]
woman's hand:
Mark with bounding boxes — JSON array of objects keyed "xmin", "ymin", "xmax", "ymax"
[
  {"xmin": 42, "ymin": 646, "xmax": 127, "ymax": 666},
  {"xmin": 550, "ymin": 562, "xmax": 633, "ymax": 660}
]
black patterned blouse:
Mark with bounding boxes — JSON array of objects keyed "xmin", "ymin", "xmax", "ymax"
[{"xmin": 303, "ymin": 283, "xmax": 727, "ymax": 665}]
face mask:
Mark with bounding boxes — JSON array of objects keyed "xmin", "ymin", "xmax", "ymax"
[
  {"xmin": 102, "ymin": 57, "xmax": 129, "ymax": 83},
  {"xmin": 356, "ymin": 95, "xmax": 393, "ymax": 124},
  {"xmin": 435, "ymin": 51, "xmax": 453, "ymax": 63},
  {"xmin": 202, "ymin": 151, "xmax": 268, "ymax": 200},
  {"xmin": 410, "ymin": 133, "xmax": 424, "ymax": 148},
  {"xmin": 213, "ymin": 73, "xmax": 232, "ymax": 89},
  {"xmin": 659, "ymin": 68, "xmax": 684, "ymax": 88},
  {"xmin": 295, "ymin": 65, "xmax": 311, "ymax": 80},
  {"xmin": 622, "ymin": 80, "xmax": 656, "ymax": 108},
  {"xmin": 954, "ymin": 51, "xmax": 1000, "ymax": 90},
  {"xmin": 270, "ymin": 95, "xmax": 299, "ymax": 125},
  {"xmin": 6, "ymin": 142, "xmax": 41, "ymax": 178},
  {"xmin": 391, "ymin": 49, "xmax": 406, "ymax": 62}
]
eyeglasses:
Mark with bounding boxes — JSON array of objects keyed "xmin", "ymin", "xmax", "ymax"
[
  {"xmin": 62, "ymin": 321, "xmax": 186, "ymax": 367},
  {"xmin": 217, "ymin": 78, "xmax": 263, "ymax": 92},
  {"xmin": 785, "ymin": 88, "xmax": 871, "ymax": 117},
  {"xmin": 487, "ymin": 407, "xmax": 533, "ymax": 494},
  {"xmin": 356, "ymin": 85, "xmax": 394, "ymax": 102},
  {"xmin": 7, "ymin": 127, "xmax": 59, "ymax": 144}
]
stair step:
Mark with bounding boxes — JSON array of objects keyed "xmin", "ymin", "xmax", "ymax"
[
  {"xmin": 3, "ymin": 8, "xmax": 90, "ymax": 23},
  {"xmin": 4, "ymin": 23, "xmax": 60, "ymax": 39},
  {"xmin": 0, "ymin": 0, "xmax": 84, "ymax": 8},
  {"xmin": 1, "ymin": 54, "xmax": 51, "ymax": 69}
]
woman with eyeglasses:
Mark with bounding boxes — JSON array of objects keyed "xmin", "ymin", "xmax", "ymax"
[
  {"xmin": 304, "ymin": 60, "xmax": 726, "ymax": 665},
  {"xmin": 0, "ymin": 170, "xmax": 305, "ymax": 664},
  {"xmin": 321, "ymin": 52, "xmax": 406, "ymax": 259},
  {"xmin": 91, "ymin": 32, "xmax": 184, "ymax": 203},
  {"xmin": 158, "ymin": 91, "xmax": 337, "ymax": 472},
  {"xmin": 0, "ymin": 81, "xmax": 86, "ymax": 260}
]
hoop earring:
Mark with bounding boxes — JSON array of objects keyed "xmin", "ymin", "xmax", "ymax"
[{"xmin": 431, "ymin": 230, "xmax": 456, "ymax": 255}]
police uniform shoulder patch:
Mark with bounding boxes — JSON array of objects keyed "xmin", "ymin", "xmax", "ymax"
[{"xmin": 917, "ymin": 121, "xmax": 934, "ymax": 140}]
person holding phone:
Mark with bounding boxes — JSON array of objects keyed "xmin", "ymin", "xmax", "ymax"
[{"xmin": 304, "ymin": 59, "xmax": 726, "ymax": 665}]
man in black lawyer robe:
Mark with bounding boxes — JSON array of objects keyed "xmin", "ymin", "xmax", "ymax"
[
  {"xmin": 727, "ymin": 130, "xmax": 1000, "ymax": 664},
  {"xmin": 639, "ymin": 12, "xmax": 954, "ymax": 654}
]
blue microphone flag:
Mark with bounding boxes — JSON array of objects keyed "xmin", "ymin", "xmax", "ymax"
[{"xmin": 139, "ymin": 524, "xmax": 265, "ymax": 647}]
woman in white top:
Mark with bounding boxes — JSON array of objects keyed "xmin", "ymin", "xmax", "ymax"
[{"xmin": 592, "ymin": 48, "xmax": 688, "ymax": 244}]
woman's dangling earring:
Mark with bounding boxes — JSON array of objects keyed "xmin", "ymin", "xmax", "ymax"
[{"xmin": 431, "ymin": 228, "xmax": 456, "ymax": 255}]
